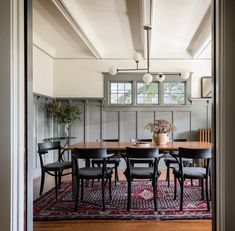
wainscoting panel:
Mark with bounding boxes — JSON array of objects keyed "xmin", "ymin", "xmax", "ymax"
[
  {"xmin": 102, "ymin": 111, "xmax": 119, "ymax": 139},
  {"xmin": 138, "ymin": 111, "xmax": 155, "ymax": 139},
  {"xmin": 87, "ymin": 104, "xmax": 101, "ymax": 141},
  {"xmin": 191, "ymin": 100, "xmax": 211, "ymax": 140},
  {"xmin": 70, "ymin": 101, "xmax": 85, "ymax": 144},
  {"xmin": 121, "ymin": 111, "xmax": 137, "ymax": 141},
  {"xmin": 173, "ymin": 111, "xmax": 191, "ymax": 140},
  {"xmin": 33, "ymin": 95, "xmax": 212, "ymax": 178}
]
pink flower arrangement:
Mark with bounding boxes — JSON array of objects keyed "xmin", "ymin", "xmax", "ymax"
[{"xmin": 145, "ymin": 119, "xmax": 176, "ymax": 134}]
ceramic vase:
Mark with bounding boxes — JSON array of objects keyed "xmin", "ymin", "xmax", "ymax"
[{"xmin": 153, "ymin": 133, "xmax": 168, "ymax": 145}]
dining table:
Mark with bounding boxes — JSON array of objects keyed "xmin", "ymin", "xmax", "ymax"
[
  {"xmin": 65, "ymin": 141, "xmax": 212, "ymax": 199},
  {"xmin": 65, "ymin": 141, "xmax": 212, "ymax": 152}
]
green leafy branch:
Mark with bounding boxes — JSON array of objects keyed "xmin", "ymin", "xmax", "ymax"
[{"xmin": 46, "ymin": 100, "xmax": 81, "ymax": 126}]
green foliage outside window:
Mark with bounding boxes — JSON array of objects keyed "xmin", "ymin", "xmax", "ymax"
[
  {"xmin": 110, "ymin": 82, "xmax": 132, "ymax": 104},
  {"xmin": 137, "ymin": 83, "xmax": 158, "ymax": 104},
  {"xmin": 163, "ymin": 82, "xmax": 185, "ymax": 104}
]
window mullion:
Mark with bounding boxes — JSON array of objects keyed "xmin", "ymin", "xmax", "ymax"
[
  {"xmin": 133, "ymin": 80, "xmax": 137, "ymax": 105},
  {"xmin": 159, "ymin": 82, "xmax": 164, "ymax": 105}
]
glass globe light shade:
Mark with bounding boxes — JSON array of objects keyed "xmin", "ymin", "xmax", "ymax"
[
  {"xmin": 108, "ymin": 65, "xmax": 117, "ymax": 75},
  {"xmin": 143, "ymin": 73, "xmax": 153, "ymax": 84},
  {"xmin": 181, "ymin": 70, "xmax": 190, "ymax": 80},
  {"xmin": 133, "ymin": 52, "xmax": 142, "ymax": 62},
  {"xmin": 156, "ymin": 73, "xmax": 165, "ymax": 82}
]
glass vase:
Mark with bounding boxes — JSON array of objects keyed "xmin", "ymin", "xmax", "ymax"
[{"xmin": 64, "ymin": 123, "xmax": 70, "ymax": 137}]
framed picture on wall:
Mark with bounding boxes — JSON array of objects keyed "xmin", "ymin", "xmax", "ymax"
[{"xmin": 201, "ymin": 76, "xmax": 212, "ymax": 98}]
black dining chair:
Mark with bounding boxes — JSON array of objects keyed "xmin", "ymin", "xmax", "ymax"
[
  {"xmin": 73, "ymin": 148, "xmax": 113, "ymax": 211},
  {"xmin": 130, "ymin": 139, "xmax": 154, "ymax": 167},
  {"xmin": 37, "ymin": 141, "xmax": 72, "ymax": 200},
  {"xmin": 164, "ymin": 138, "xmax": 192, "ymax": 187},
  {"xmin": 91, "ymin": 139, "xmax": 120, "ymax": 186},
  {"xmin": 171, "ymin": 147, "xmax": 212, "ymax": 211},
  {"xmin": 123, "ymin": 147, "xmax": 162, "ymax": 211}
]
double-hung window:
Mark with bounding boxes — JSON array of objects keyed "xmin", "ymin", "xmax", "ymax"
[
  {"xmin": 110, "ymin": 82, "xmax": 132, "ymax": 104},
  {"xmin": 104, "ymin": 73, "xmax": 190, "ymax": 106},
  {"xmin": 163, "ymin": 82, "xmax": 185, "ymax": 105}
]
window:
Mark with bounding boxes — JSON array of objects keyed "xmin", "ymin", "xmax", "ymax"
[
  {"xmin": 104, "ymin": 73, "xmax": 190, "ymax": 106},
  {"xmin": 163, "ymin": 82, "xmax": 185, "ymax": 104},
  {"xmin": 137, "ymin": 82, "xmax": 158, "ymax": 104},
  {"xmin": 110, "ymin": 82, "xmax": 132, "ymax": 104}
]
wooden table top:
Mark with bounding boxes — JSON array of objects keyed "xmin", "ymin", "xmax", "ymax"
[{"xmin": 65, "ymin": 141, "xmax": 212, "ymax": 151}]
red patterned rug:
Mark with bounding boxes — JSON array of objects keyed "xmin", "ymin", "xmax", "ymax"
[{"xmin": 34, "ymin": 180, "xmax": 212, "ymax": 220}]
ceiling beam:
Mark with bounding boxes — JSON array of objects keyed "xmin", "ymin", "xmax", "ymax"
[
  {"xmin": 126, "ymin": 0, "xmax": 143, "ymax": 55},
  {"xmin": 186, "ymin": 4, "xmax": 212, "ymax": 58},
  {"xmin": 52, "ymin": 0, "xmax": 103, "ymax": 59}
]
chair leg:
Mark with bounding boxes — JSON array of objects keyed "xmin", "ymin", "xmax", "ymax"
[
  {"xmin": 190, "ymin": 179, "xmax": 193, "ymax": 187},
  {"xmin": 101, "ymin": 177, "xmax": 106, "ymax": 211},
  {"xmin": 174, "ymin": 175, "xmax": 177, "ymax": 200},
  {"xmin": 39, "ymin": 170, "xmax": 45, "ymax": 196},
  {"xmin": 58, "ymin": 170, "xmax": 62, "ymax": 189},
  {"xmin": 166, "ymin": 164, "xmax": 170, "ymax": 187},
  {"xmin": 81, "ymin": 179, "xmax": 84, "ymax": 201},
  {"xmin": 55, "ymin": 171, "xmax": 58, "ymax": 200},
  {"xmin": 205, "ymin": 177, "xmax": 210, "ymax": 211},
  {"xmin": 209, "ymin": 174, "xmax": 212, "ymax": 201},
  {"xmin": 114, "ymin": 163, "xmax": 119, "ymax": 187},
  {"xmin": 180, "ymin": 179, "xmax": 184, "ymax": 211},
  {"xmin": 97, "ymin": 164, "xmax": 101, "ymax": 182},
  {"xmin": 127, "ymin": 179, "xmax": 131, "ymax": 211},
  {"xmin": 201, "ymin": 179, "xmax": 204, "ymax": 200},
  {"xmin": 92, "ymin": 163, "xmax": 95, "ymax": 187},
  {"xmin": 152, "ymin": 177, "xmax": 157, "ymax": 211},
  {"xmin": 109, "ymin": 177, "xmax": 112, "ymax": 201},
  {"xmin": 75, "ymin": 178, "xmax": 80, "ymax": 211}
]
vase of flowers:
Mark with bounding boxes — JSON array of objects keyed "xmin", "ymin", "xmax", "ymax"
[
  {"xmin": 46, "ymin": 100, "xmax": 81, "ymax": 137},
  {"xmin": 145, "ymin": 119, "xmax": 176, "ymax": 145}
]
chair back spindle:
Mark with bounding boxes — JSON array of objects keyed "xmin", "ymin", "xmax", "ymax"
[{"xmin": 198, "ymin": 128, "xmax": 212, "ymax": 142}]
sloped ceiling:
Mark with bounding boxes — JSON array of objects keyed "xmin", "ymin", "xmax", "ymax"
[{"xmin": 33, "ymin": 0, "xmax": 212, "ymax": 59}]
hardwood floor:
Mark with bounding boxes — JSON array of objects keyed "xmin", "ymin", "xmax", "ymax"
[
  {"xmin": 34, "ymin": 220, "xmax": 212, "ymax": 231},
  {"xmin": 33, "ymin": 169, "xmax": 212, "ymax": 231}
]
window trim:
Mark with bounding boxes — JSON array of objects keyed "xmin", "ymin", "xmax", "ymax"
[
  {"xmin": 162, "ymin": 82, "xmax": 187, "ymax": 105},
  {"xmin": 103, "ymin": 73, "xmax": 191, "ymax": 106},
  {"xmin": 109, "ymin": 81, "xmax": 133, "ymax": 105}
]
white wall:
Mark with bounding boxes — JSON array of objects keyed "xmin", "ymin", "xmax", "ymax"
[
  {"xmin": 32, "ymin": 48, "xmax": 211, "ymax": 98},
  {"xmin": 53, "ymin": 59, "xmax": 103, "ymax": 97},
  {"xmin": 53, "ymin": 59, "xmax": 211, "ymax": 98},
  {"xmin": 33, "ymin": 45, "xmax": 54, "ymax": 96}
]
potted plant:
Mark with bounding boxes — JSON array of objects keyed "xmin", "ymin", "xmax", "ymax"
[
  {"xmin": 46, "ymin": 100, "xmax": 81, "ymax": 137},
  {"xmin": 145, "ymin": 119, "xmax": 176, "ymax": 145}
]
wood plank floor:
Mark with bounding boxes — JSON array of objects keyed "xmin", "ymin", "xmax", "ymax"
[
  {"xmin": 34, "ymin": 220, "xmax": 212, "ymax": 231},
  {"xmin": 33, "ymin": 169, "xmax": 212, "ymax": 231}
]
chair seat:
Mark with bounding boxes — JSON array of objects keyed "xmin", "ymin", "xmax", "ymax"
[
  {"xmin": 164, "ymin": 158, "xmax": 192, "ymax": 166},
  {"xmin": 124, "ymin": 167, "xmax": 160, "ymax": 179},
  {"xmin": 78, "ymin": 167, "xmax": 113, "ymax": 178},
  {"xmin": 164, "ymin": 158, "xmax": 178, "ymax": 165},
  {"xmin": 173, "ymin": 166, "xmax": 206, "ymax": 179},
  {"xmin": 44, "ymin": 161, "xmax": 72, "ymax": 171},
  {"xmin": 91, "ymin": 158, "xmax": 120, "ymax": 164},
  {"xmin": 130, "ymin": 158, "xmax": 154, "ymax": 164}
]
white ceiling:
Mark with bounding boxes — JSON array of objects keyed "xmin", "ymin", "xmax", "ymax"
[{"xmin": 33, "ymin": 0, "xmax": 212, "ymax": 59}]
